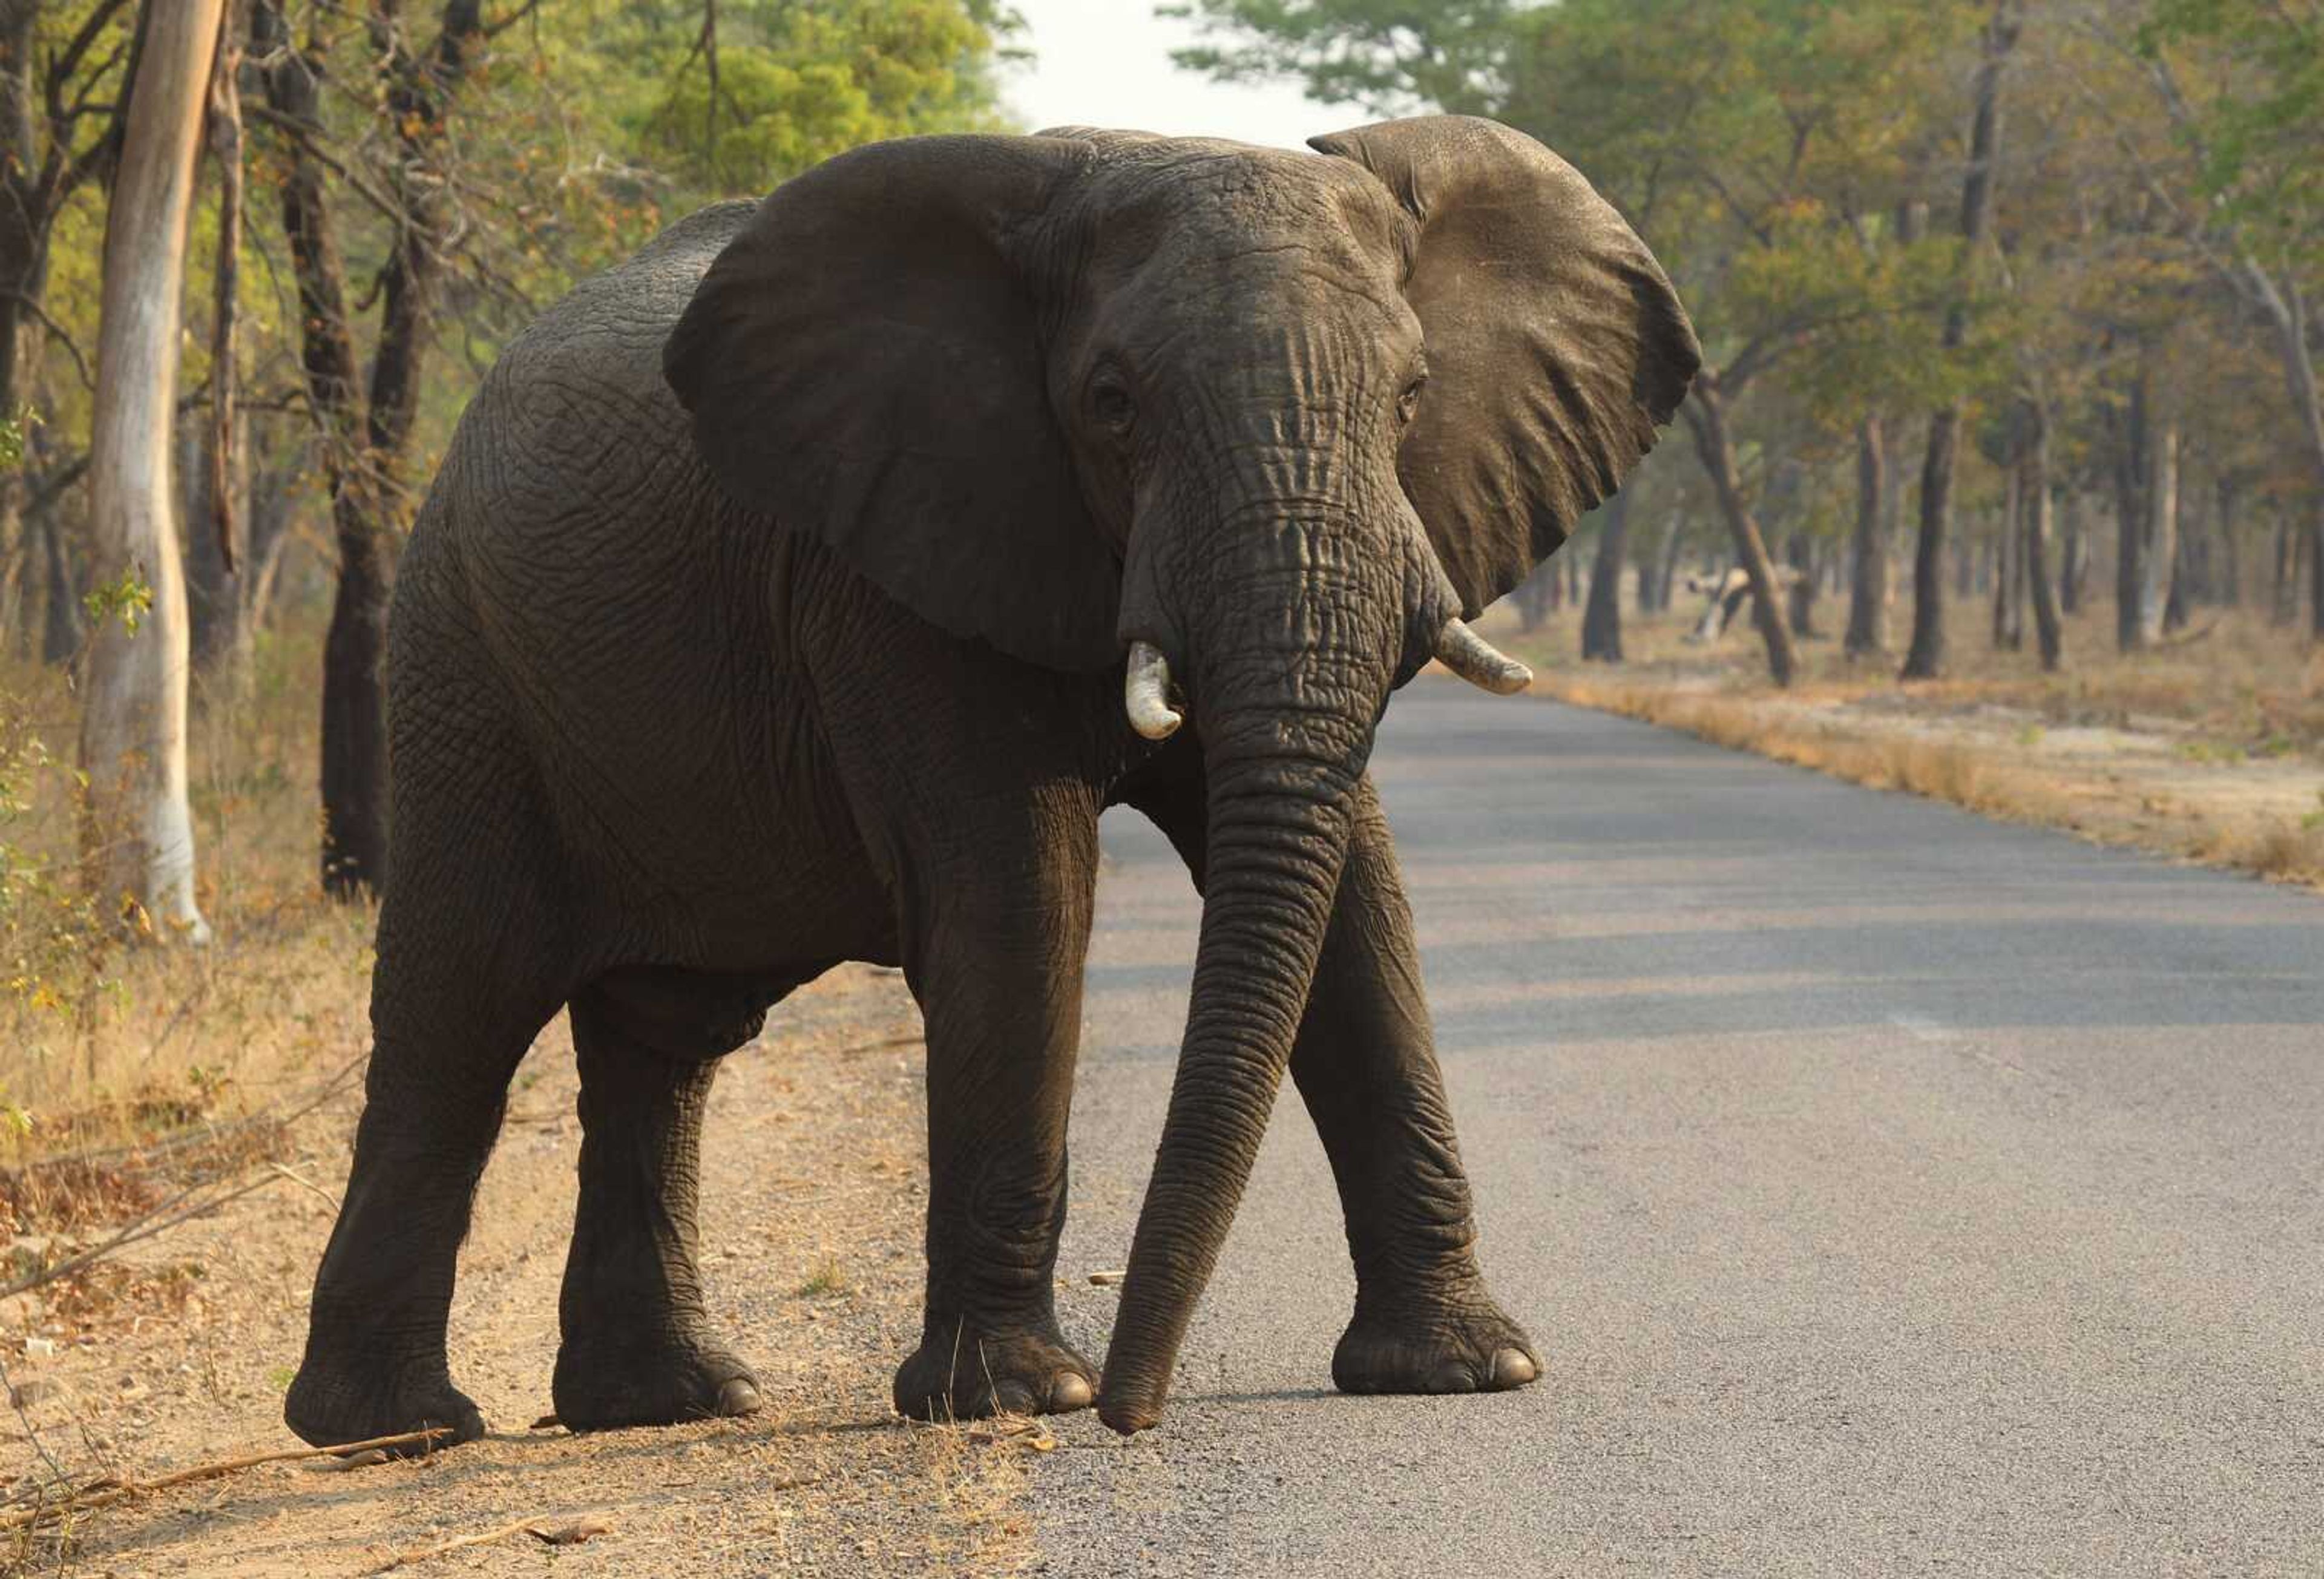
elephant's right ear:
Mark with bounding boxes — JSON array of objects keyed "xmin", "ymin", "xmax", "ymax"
[{"xmin": 664, "ymin": 135, "xmax": 1118, "ymax": 671}]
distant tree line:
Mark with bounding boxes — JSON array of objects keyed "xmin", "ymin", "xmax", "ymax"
[{"xmin": 1170, "ymin": 0, "xmax": 2324, "ymax": 679}]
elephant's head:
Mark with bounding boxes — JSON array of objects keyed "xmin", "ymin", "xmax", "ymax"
[{"xmin": 664, "ymin": 115, "xmax": 1698, "ymax": 1432}]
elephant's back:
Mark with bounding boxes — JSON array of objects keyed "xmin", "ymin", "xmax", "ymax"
[
  {"xmin": 407, "ymin": 202, "xmax": 762, "ymax": 628},
  {"xmin": 393, "ymin": 201, "xmax": 792, "ymax": 868}
]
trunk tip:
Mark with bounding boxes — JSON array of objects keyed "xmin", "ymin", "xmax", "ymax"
[{"xmin": 1097, "ymin": 1394, "xmax": 1159, "ymax": 1436}]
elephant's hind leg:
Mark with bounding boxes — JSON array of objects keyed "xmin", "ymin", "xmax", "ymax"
[
  {"xmin": 284, "ymin": 847, "xmax": 571, "ymax": 1451},
  {"xmin": 285, "ymin": 638, "xmax": 577, "ymax": 1453},
  {"xmin": 551, "ymin": 985, "xmax": 766, "ymax": 1431}
]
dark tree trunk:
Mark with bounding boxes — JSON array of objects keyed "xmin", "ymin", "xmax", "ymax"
[
  {"xmin": 1511, "ymin": 560, "xmax": 1552, "ymax": 632},
  {"xmin": 2020, "ymin": 401, "xmax": 2063, "ymax": 672},
  {"xmin": 1904, "ymin": 403, "xmax": 1965, "ymax": 680},
  {"xmin": 2110, "ymin": 369, "xmax": 2147, "ymax": 651},
  {"xmin": 1581, "ymin": 491, "xmax": 1626, "ymax": 662},
  {"xmin": 1902, "ymin": 0, "xmax": 2019, "ymax": 680},
  {"xmin": 2215, "ymin": 478, "xmax": 2239, "ymax": 606},
  {"xmin": 2296, "ymin": 507, "xmax": 2314, "ymax": 642},
  {"xmin": 1648, "ymin": 512, "xmax": 1683, "ymax": 612},
  {"xmin": 260, "ymin": 0, "xmax": 484, "ymax": 895},
  {"xmin": 1845, "ymin": 415, "xmax": 1886, "ymax": 656},
  {"xmin": 1993, "ymin": 462, "xmax": 2023, "ymax": 651},
  {"xmin": 1785, "ymin": 530, "xmax": 1817, "ymax": 639},
  {"xmin": 257, "ymin": 0, "xmax": 375, "ymax": 890},
  {"xmin": 2073, "ymin": 490, "xmax": 2092, "ymax": 614},
  {"xmin": 2270, "ymin": 509, "xmax": 2294, "ymax": 625},
  {"xmin": 37, "ymin": 498, "xmax": 77, "ymax": 663},
  {"xmin": 1682, "ymin": 377, "xmax": 1796, "ymax": 686}
]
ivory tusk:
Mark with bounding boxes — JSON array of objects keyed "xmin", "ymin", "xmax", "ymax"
[
  {"xmin": 1434, "ymin": 618, "xmax": 1533, "ymax": 695},
  {"xmin": 1124, "ymin": 640, "xmax": 1183, "ymax": 740}
]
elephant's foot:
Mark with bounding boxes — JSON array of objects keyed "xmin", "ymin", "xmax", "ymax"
[
  {"xmin": 1331, "ymin": 1290, "xmax": 1540, "ymax": 1396},
  {"xmin": 284, "ymin": 1353, "xmax": 485, "ymax": 1453},
  {"xmin": 893, "ymin": 1319, "xmax": 1096, "ymax": 1420},
  {"xmin": 551, "ymin": 1331, "xmax": 764, "ymax": 1431}
]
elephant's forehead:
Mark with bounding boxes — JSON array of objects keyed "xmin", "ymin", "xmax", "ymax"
[{"xmin": 1069, "ymin": 139, "xmax": 1408, "ymax": 277}]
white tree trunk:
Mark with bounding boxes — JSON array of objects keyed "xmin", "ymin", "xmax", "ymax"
[
  {"xmin": 76, "ymin": 0, "xmax": 225, "ymax": 942},
  {"xmin": 2139, "ymin": 409, "xmax": 2180, "ymax": 648}
]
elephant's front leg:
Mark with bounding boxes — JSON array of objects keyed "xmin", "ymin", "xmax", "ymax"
[
  {"xmin": 1131, "ymin": 769, "xmax": 1538, "ymax": 1397},
  {"xmin": 890, "ymin": 820, "xmax": 1101, "ymax": 1420},
  {"xmin": 1295, "ymin": 781, "xmax": 1538, "ymax": 1396},
  {"xmin": 551, "ymin": 996, "xmax": 764, "ymax": 1430}
]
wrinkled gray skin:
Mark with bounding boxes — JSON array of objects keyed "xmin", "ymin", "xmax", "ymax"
[{"xmin": 286, "ymin": 116, "xmax": 1698, "ymax": 1446}]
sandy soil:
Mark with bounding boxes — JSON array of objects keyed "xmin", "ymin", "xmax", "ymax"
[
  {"xmin": 1489, "ymin": 596, "xmax": 2324, "ymax": 887},
  {"xmin": 4, "ymin": 966, "xmax": 1038, "ymax": 1577}
]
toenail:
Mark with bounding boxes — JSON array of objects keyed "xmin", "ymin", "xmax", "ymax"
[
  {"xmin": 1050, "ymin": 1372, "xmax": 1094, "ymax": 1411},
  {"xmin": 1426, "ymin": 1361, "xmax": 1478, "ymax": 1393},
  {"xmin": 718, "ymin": 1377, "xmax": 765, "ymax": 1416},
  {"xmin": 1489, "ymin": 1348, "xmax": 1538, "ymax": 1388}
]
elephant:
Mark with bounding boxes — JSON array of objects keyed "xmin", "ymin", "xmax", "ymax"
[
  {"xmin": 1684, "ymin": 564, "xmax": 1805, "ymax": 643},
  {"xmin": 283, "ymin": 114, "xmax": 1699, "ymax": 1448}
]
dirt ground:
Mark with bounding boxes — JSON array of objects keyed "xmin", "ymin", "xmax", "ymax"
[
  {"xmin": 1492, "ymin": 595, "xmax": 2324, "ymax": 889},
  {"xmin": 3, "ymin": 965, "xmax": 1041, "ymax": 1578}
]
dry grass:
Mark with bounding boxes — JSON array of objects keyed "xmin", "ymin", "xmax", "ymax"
[
  {"xmin": 1, "ymin": 630, "xmax": 375, "ymax": 1181},
  {"xmin": 1502, "ymin": 594, "xmax": 2324, "ymax": 890}
]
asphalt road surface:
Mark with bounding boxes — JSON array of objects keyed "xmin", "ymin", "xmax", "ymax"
[{"xmin": 1031, "ymin": 683, "xmax": 2324, "ymax": 1577}]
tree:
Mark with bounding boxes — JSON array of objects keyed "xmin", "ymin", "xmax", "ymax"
[
  {"xmin": 0, "ymin": 0, "xmax": 137, "ymax": 653},
  {"xmin": 2127, "ymin": 0, "xmax": 2324, "ymax": 640},
  {"xmin": 1580, "ymin": 491, "xmax": 1626, "ymax": 661},
  {"xmin": 1900, "ymin": 0, "xmax": 2020, "ymax": 680},
  {"xmin": 77, "ymin": 0, "xmax": 223, "ymax": 941}
]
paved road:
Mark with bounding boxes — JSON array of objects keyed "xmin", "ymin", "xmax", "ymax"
[{"xmin": 1030, "ymin": 684, "xmax": 2324, "ymax": 1577}]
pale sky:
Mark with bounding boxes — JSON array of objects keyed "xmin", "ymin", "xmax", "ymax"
[{"xmin": 1003, "ymin": 0, "xmax": 1364, "ymax": 150}]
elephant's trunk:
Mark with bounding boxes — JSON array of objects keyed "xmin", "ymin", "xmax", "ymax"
[{"xmin": 1099, "ymin": 546, "xmax": 1392, "ymax": 1433}]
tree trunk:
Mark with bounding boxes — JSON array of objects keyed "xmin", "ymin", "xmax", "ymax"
[
  {"xmin": 1682, "ymin": 378, "xmax": 1796, "ymax": 686},
  {"xmin": 2310, "ymin": 506, "xmax": 2323, "ymax": 642},
  {"xmin": 1649, "ymin": 513, "xmax": 1683, "ymax": 612},
  {"xmin": 2286, "ymin": 509, "xmax": 2305, "ymax": 628},
  {"xmin": 1511, "ymin": 560, "xmax": 1551, "ymax": 631},
  {"xmin": 1902, "ymin": 0, "xmax": 2019, "ymax": 680},
  {"xmin": 2231, "ymin": 258, "xmax": 2324, "ymax": 641},
  {"xmin": 1845, "ymin": 415, "xmax": 1887, "ymax": 656},
  {"xmin": 76, "ymin": 0, "xmax": 222, "ymax": 942},
  {"xmin": 257, "ymin": 0, "xmax": 483, "ymax": 895},
  {"xmin": 2059, "ymin": 491, "xmax": 2084, "ymax": 614},
  {"xmin": 2140, "ymin": 399, "xmax": 2179, "ymax": 647},
  {"xmin": 2110, "ymin": 367, "xmax": 2148, "ymax": 651},
  {"xmin": 1993, "ymin": 459, "xmax": 2023, "ymax": 650},
  {"xmin": 37, "ymin": 497, "xmax": 78, "ymax": 663},
  {"xmin": 258, "ymin": 0, "xmax": 481, "ymax": 888},
  {"xmin": 2021, "ymin": 401, "xmax": 2063, "ymax": 672},
  {"xmin": 2216, "ymin": 478, "xmax": 2239, "ymax": 606},
  {"xmin": 0, "ymin": 0, "xmax": 45, "ymax": 648},
  {"xmin": 1785, "ymin": 530, "xmax": 1817, "ymax": 639},
  {"xmin": 1581, "ymin": 491, "xmax": 1626, "ymax": 662}
]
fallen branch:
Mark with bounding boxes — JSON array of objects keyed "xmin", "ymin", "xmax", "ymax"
[
  {"xmin": 364, "ymin": 1511, "xmax": 614, "ymax": 1572},
  {"xmin": 0, "ymin": 1170, "xmax": 286, "ymax": 1302},
  {"xmin": 0, "ymin": 1428, "xmax": 454, "ymax": 1531},
  {"xmin": 4, "ymin": 1052, "xmax": 362, "ymax": 1182}
]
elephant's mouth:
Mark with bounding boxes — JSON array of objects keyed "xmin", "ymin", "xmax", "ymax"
[{"xmin": 1121, "ymin": 619, "xmax": 1530, "ymax": 742}]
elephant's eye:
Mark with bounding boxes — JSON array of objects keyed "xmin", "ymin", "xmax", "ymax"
[
  {"xmin": 1091, "ymin": 376, "xmax": 1135, "ymax": 435},
  {"xmin": 1397, "ymin": 373, "xmax": 1428, "ymax": 425}
]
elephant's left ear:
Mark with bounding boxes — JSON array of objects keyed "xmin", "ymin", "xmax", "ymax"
[
  {"xmin": 664, "ymin": 135, "xmax": 1119, "ymax": 671},
  {"xmin": 1310, "ymin": 116, "xmax": 1701, "ymax": 614}
]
